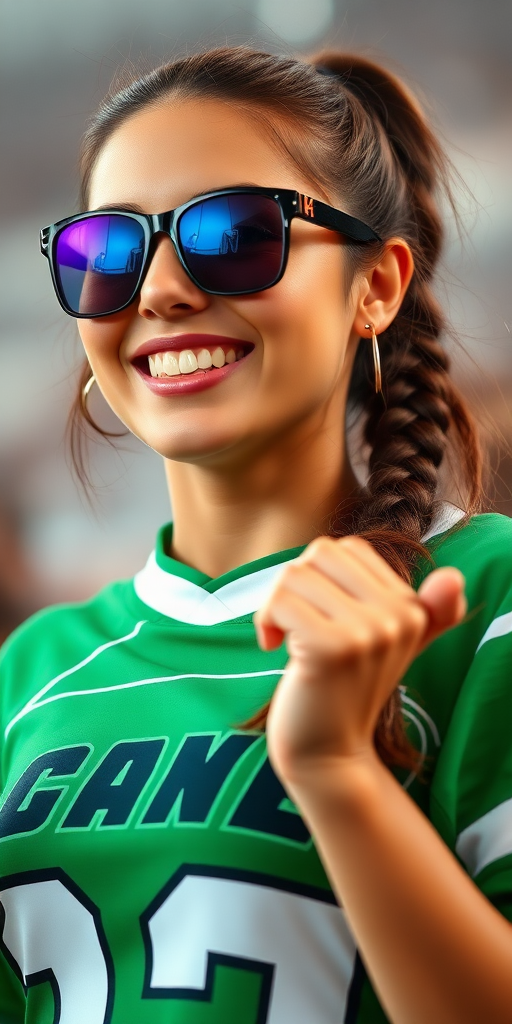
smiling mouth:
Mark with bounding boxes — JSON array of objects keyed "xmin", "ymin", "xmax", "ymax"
[{"xmin": 134, "ymin": 342, "xmax": 254, "ymax": 378}]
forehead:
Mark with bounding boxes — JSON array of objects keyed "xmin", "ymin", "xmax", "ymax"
[{"xmin": 88, "ymin": 97, "xmax": 308, "ymax": 212}]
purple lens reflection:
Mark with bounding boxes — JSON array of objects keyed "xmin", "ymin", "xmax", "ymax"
[
  {"xmin": 55, "ymin": 215, "xmax": 146, "ymax": 315},
  {"xmin": 178, "ymin": 194, "xmax": 284, "ymax": 293}
]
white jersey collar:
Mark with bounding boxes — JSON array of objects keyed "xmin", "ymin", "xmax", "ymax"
[{"xmin": 133, "ymin": 502, "xmax": 466, "ymax": 626}]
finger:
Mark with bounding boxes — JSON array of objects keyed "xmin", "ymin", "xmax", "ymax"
[
  {"xmin": 255, "ymin": 540, "xmax": 421, "ymax": 649},
  {"xmin": 272, "ymin": 560, "xmax": 367, "ymax": 622},
  {"xmin": 255, "ymin": 568, "xmax": 420, "ymax": 661},
  {"xmin": 255, "ymin": 620, "xmax": 286, "ymax": 651},
  {"xmin": 416, "ymin": 568, "xmax": 467, "ymax": 653},
  {"xmin": 254, "ymin": 559, "xmax": 362, "ymax": 646},
  {"xmin": 254, "ymin": 585, "xmax": 338, "ymax": 655},
  {"xmin": 297, "ymin": 535, "xmax": 412, "ymax": 603}
]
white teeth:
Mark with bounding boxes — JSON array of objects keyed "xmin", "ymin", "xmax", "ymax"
[
  {"xmin": 163, "ymin": 351, "xmax": 180, "ymax": 376},
  {"xmin": 148, "ymin": 345, "xmax": 247, "ymax": 377},
  {"xmin": 212, "ymin": 347, "xmax": 226, "ymax": 368},
  {"xmin": 178, "ymin": 349, "xmax": 198, "ymax": 374},
  {"xmin": 197, "ymin": 348, "xmax": 213, "ymax": 369}
]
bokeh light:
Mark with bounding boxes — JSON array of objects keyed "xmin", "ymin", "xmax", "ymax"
[{"xmin": 255, "ymin": 0, "xmax": 335, "ymax": 45}]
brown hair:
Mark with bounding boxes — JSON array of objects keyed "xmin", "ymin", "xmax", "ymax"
[{"xmin": 70, "ymin": 45, "xmax": 490, "ymax": 776}]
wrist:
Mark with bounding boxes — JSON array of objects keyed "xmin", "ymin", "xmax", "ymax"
[{"xmin": 272, "ymin": 746, "xmax": 390, "ymax": 817}]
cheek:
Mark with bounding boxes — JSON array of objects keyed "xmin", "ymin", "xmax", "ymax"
[
  {"xmin": 77, "ymin": 315, "xmax": 131, "ymax": 382},
  {"xmin": 76, "ymin": 314, "xmax": 142, "ymax": 432},
  {"xmin": 238, "ymin": 244, "xmax": 347, "ymax": 381},
  {"xmin": 274, "ymin": 236, "xmax": 346, "ymax": 338}
]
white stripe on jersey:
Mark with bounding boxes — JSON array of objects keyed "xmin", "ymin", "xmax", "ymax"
[
  {"xmin": 399, "ymin": 691, "xmax": 441, "ymax": 747},
  {"xmin": 456, "ymin": 799, "xmax": 512, "ymax": 877},
  {"xmin": 475, "ymin": 610, "xmax": 512, "ymax": 653},
  {"xmin": 4, "ymin": 670, "xmax": 284, "ymax": 734},
  {"xmin": 4, "ymin": 621, "xmax": 147, "ymax": 740},
  {"xmin": 398, "ymin": 690, "xmax": 441, "ymax": 791}
]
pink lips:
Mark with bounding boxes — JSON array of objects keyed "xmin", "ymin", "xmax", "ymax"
[
  {"xmin": 131, "ymin": 334, "xmax": 253, "ymax": 359},
  {"xmin": 130, "ymin": 333, "xmax": 254, "ymax": 396}
]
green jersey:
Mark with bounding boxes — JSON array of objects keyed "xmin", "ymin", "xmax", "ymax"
[{"xmin": 0, "ymin": 502, "xmax": 511, "ymax": 1024}]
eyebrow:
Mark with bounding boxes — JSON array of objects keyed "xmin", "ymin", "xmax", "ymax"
[{"xmin": 93, "ymin": 183, "xmax": 262, "ymax": 214}]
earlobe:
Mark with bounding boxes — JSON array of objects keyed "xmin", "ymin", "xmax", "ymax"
[{"xmin": 354, "ymin": 238, "xmax": 414, "ymax": 337}]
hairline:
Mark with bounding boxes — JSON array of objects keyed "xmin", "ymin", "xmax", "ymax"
[{"xmin": 82, "ymin": 89, "xmax": 343, "ymax": 212}]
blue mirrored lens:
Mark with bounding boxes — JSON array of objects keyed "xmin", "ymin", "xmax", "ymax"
[
  {"xmin": 55, "ymin": 215, "xmax": 145, "ymax": 315},
  {"xmin": 178, "ymin": 194, "xmax": 284, "ymax": 293}
]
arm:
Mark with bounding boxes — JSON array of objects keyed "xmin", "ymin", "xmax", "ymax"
[
  {"xmin": 285, "ymin": 751, "xmax": 512, "ymax": 1024},
  {"xmin": 255, "ymin": 534, "xmax": 512, "ymax": 1024}
]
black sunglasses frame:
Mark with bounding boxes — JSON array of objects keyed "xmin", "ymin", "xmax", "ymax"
[{"xmin": 40, "ymin": 186, "xmax": 382, "ymax": 319}]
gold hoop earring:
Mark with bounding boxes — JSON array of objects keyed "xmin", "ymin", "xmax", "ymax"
[
  {"xmin": 364, "ymin": 323, "xmax": 382, "ymax": 394},
  {"xmin": 82, "ymin": 373, "xmax": 96, "ymax": 408}
]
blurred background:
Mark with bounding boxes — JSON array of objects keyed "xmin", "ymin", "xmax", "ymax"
[{"xmin": 0, "ymin": 0, "xmax": 511, "ymax": 638}]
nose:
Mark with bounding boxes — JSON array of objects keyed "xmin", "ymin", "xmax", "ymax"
[{"xmin": 137, "ymin": 233, "xmax": 210, "ymax": 321}]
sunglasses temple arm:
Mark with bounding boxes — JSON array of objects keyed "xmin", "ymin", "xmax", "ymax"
[{"xmin": 294, "ymin": 194, "xmax": 381, "ymax": 243}]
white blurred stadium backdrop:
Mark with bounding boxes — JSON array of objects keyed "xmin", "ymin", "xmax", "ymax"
[{"xmin": 0, "ymin": 0, "xmax": 511, "ymax": 634}]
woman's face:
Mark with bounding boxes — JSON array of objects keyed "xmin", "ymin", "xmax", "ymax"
[{"xmin": 80, "ymin": 98, "xmax": 363, "ymax": 467}]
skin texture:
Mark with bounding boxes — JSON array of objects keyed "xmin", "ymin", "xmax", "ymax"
[{"xmin": 78, "ymin": 97, "xmax": 512, "ymax": 1024}]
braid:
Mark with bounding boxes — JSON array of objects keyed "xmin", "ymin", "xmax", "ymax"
[
  {"xmin": 338, "ymin": 256, "xmax": 484, "ymax": 776},
  {"xmin": 351, "ymin": 313, "xmax": 452, "ymax": 568}
]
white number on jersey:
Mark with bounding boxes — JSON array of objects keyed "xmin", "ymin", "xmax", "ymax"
[
  {"xmin": 0, "ymin": 872, "xmax": 112, "ymax": 1024},
  {"xmin": 142, "ymin": 868, "xmax": 358, "ymax": 1022},
  {"xmin": 1, "ymin": 868, "xmax": 359, "ymax": 1023}
]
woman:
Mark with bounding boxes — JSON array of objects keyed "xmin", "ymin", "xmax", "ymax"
[{"xmin": 0, "ymin": 45, "xmax": 511, "ymax": 1024}]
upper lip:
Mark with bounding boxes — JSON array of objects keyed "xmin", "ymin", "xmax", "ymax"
[{"xmin": 131, "ymin": 334, "xmax": 254, "ymax": 361}]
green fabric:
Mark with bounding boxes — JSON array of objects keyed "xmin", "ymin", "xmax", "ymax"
[{"xmin": 0, "ymin": 511, "xmax": 510, "ymax": 1023}]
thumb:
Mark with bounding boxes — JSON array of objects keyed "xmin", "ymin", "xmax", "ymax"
[{"xmin": 416, "ymin": 567, "xmax": 467, "ymax": 653}]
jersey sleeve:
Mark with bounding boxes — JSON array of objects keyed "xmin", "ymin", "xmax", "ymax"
[{"xmin": 429, "ymin": 530, "xmax": 512, "ymax": 920}]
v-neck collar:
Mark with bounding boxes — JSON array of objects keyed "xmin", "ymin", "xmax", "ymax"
[
  {"xmin": 153, "ymin": 522, "xmax": 307, "ymax": 592},
  {"xmin": 133, "ymin": 503, "xmax": 466, "ymax": 626},
  {"xmin": 134, "ymin": 523, "xmax": 308, "ymax": 626}
]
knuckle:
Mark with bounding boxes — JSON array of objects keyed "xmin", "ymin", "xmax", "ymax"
[
  {"xmin": 346, "ymin": 627, "xmax": 374, "ymax": 654},
  {"xmin": 373, "ymin": 606, "xmax": 425, "ymax": 648},
  {"xmin": 274, "ymin": 581, "xmax": 290, "ymax": 602},
  {"xmin": 375, "ymin": 617, "xmax": 401, "ymax": 647},
  {"xmin": 305, "ymin": 536, "xmax": 332, "ymax": 560},
  {"xmin": 266, "ymin": 580, "xmax": 286, "ymax": 608},
  {"xmin": 280, "ymin": 562, "xmax": 297, "ymax": 580},
  {"xmin": 339, "ymin": 534, "xmax": 365, "ymax": 548},
  {"xmin": 403, "ymin": 601, "xmax": 428, "ymax": 636},
  {"xmin": 280, "ymin": 561, "xmax": 304, "ymax": 586},
  {"xmin": 279, "ymin": 559, "xmax": 298, "ymax": 578}
]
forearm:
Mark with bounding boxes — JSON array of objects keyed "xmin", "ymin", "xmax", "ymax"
[{"xmin": 285, "ymin": 754, "xmax": 512, "ymax": 1024}]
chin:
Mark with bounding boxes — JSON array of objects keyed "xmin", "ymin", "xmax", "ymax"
[{"xmin": 139, "ymin": 429, "xmax": 241, "ymax": 464}]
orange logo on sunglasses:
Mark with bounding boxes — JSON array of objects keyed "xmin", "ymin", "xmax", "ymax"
[{"xmin": 298, "ymin": 194, "xmax": 315, "ymax": 217}]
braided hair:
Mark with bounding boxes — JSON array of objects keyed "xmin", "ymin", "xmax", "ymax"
[{"xmin": 71, "ymin": 46, "xmax": 488, "ymax": 774}]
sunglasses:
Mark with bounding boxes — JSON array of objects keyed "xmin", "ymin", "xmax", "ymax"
[{"xmin": 40, "ymin": 186, "xmax": 381, "ymax": 318}]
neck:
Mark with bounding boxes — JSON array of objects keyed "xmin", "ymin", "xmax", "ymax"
[{"xmin": 164, "ymin": 420, "xmax": 364, "ymax": 579}]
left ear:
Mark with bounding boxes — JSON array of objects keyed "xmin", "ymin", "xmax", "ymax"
[{"xmin": 352, "ymin": 238, "xmax": 414, "ymax": 337}]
